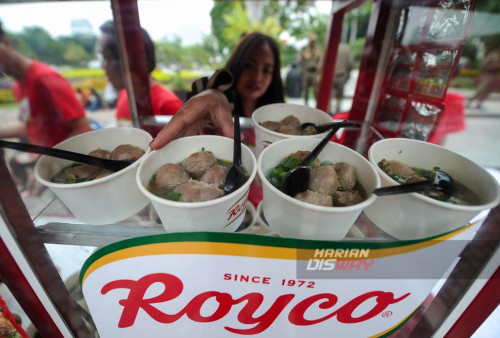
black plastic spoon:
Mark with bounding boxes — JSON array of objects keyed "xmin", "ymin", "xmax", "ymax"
[
  {"xmin": 280, "ymin": 121, "xmax": 361, "ymax": 197},
  {"xmin": 223, "ymin": 110, "xmax": 247, "ymax": 194},
  {"xmin": 301, "ymin": 120, "xmax": 362, "ymax": 133},
  {"xmin": 0, "ymin": 139, "xmax": 133, "ymax": 172},
  {"xmin": 373, "ymin": 169, "xmax": 457, "ymax": 197}
]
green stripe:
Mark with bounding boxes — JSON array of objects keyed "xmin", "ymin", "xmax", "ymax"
[{"xmin": 79, "ymin": 224, "xmax": 469, "ymax": 284}]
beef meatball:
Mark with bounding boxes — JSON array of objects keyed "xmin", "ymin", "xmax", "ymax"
[
  {"xmin": 278, "ymin": 125, "xmax": 302, "ymax": 135},
  {"xmin": 295, "ymin": 190, "xmax": 333, "ymax": 207},
  {"xmin": 154, "ymin": 163, "xmax": 189, "ymax": 189},
  {"xmin": 261, "ymin": 121, "xmax": 281, "ymax": 132},
  {"xmin": 332, "ymin": 190, "xmax": 363, "ymax": 206},
  {"xmin": 200, "ymin": 165, "xmax": 228, "ymax": 189},
  {"xmin": 308, "ymin": 164, "xmax": 339, "ymax": 195},
  {"xmin": 334, "ymin": 162, "xmax": 356, "ymax": 189},
  {"xmin": 183, "ymin": 151, "xmax": 218, "ymax": 179},
  {"xmin": 110, "ymin": 144, "xmax": 145, "ymax": 161},
  {"xmin": 379, "ymin": 159, "xmax": 414, "ymax": 182},
  {"xmin": 60, "ymin": 164, "xmax": 103, "ymax": 182},
  {"xmin": 290, "ymin": 151, "xmax": 321, "ymax": 167},
  {"xmin": 88, "ymin": 148, "xmax": 111, "ymax": 159},
  {"xmin": 173, "ymin": 180, "xmax": 224, "ymax": 202},
  {"xmin": 280, "ymin": 115, "xmax": 301, "ymax": 128},
  {"xmin": 302, "ymin": 125, "xmax": 318, "ymax": 135}
]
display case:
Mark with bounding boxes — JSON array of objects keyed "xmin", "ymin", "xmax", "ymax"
[{"xmin": 1, "ymin": 0, "xmax": 499, "ymax": 337}]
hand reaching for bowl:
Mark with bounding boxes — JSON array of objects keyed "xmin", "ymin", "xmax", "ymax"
[{"xmin": 149, "ymin": 89, "xmax": 236, "ymax": 150}]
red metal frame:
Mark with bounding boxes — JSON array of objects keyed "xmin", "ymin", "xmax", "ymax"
[
  {"xmin": 445, "ymin": 264, "xmax": 500, "ymax": 337},
  {"xmin": 0, "ymin": 1, "xmax": 497, "ymax": 336},
  {"xmin": 0, "ymin": 159, "xmax": 91, "ymax": 337}
]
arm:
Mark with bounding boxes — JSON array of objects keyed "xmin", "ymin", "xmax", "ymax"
[
  {"xmin": 66, "ymin": 116, "xmax": 92, "ymax": 138},
  {"xmin": 0, "ymin": 123, "xmax": 27, "ymax": 140},
  {"xmin": 149, "ymin": 89, "xmax": 234, "ymax": 150}
]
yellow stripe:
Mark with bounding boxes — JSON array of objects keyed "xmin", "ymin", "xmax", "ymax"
[
  {"xmin": 82, "ymin": 222, "xmax": 476, "ymax": 284},
  {"xmin": 82, "ymin": 242, "xmax": 297, "ymax": 283}
]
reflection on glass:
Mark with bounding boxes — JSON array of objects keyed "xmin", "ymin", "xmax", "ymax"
[{"xmin": 401, "ymin": 101, "xmax": 441, "ymax": 140}]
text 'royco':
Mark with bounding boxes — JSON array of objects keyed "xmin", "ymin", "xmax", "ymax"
[{"xmin": 101, "ymin": 272, "xmax": 410, "ymax": 335}]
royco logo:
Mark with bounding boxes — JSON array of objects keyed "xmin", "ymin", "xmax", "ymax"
[
  {"xmin": 81, "ymin": 226, "xmax": 476, "ymax": 337},
  {"xmin": 225, "ymin": 191, "xmax": 248, "ymax": 228},
  {"xmin": 306, "ymin": 248, "xmax": 374, "ymax": 271},
  {"xmin": 100, "ymin": 272, "xmax": 409, "ymax": 335}
]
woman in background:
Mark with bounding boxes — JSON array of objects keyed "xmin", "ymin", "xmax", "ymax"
[
  {"xmin": 150, "ymin": 32, "xmax": 284, "ymax": 149},
  {"xmin": 150, "ymin": 32, "xmax": 285, "ymax": 206}
]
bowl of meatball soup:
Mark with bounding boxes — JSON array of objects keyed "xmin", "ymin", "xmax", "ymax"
[
  {"xmin": 364, "ymin": 138, "xmax": 500, "ymax": 240},
  {"xmin": 34, "ymin": 127, "xmax": 153, "ymax": 224},
  {"xmin": 252, "ymin": 103, "xmax": 334, "ymax": 157},
  {"xmin": 257, "ymin": 137, "xmax": 380, "ymax": 241},
  {"xmin": 136, "ymin": 135, "xmax": 257, "ymax": 232}
]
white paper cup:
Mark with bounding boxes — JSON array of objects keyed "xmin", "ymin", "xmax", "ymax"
[
  {"xmin": 137, "ymin": 135, "xmax": 257, "ymax": 233},
  {"xmin": 257, "ymin": 138, "xmax": 380, "ymax": 240},
  {"xmin": 252, "ymin": 103, "xmax": 334, "ymax": 158},
  {"xmin": 364, "ymin": 138, "xmax": 500, "ymax": 240},
  {"xmin": 34, "ymin": 127, "xmax": 153, "ymax": 224}
]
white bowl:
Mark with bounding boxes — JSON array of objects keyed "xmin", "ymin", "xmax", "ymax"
[
  {"xmin": 364, "ymin": 138, "xmax": 500, "ymax": 240},
  {"xmin": 235, "ymin": 201, "xmax": 257, "ymax": 232},
  {"xmin": 136, "ymin": 135, "xmax": 257, "ymax": 233},
  {"xmin": 257, "ymin": 138, "xmax": 380, "ymax": 241},
  {"xmin": 252, "ymin": 103, "xmax": 334, "ymax": 157},
  {"xmin": 34, "ymin": 127, "xmax": 153, "ymax": 224}
]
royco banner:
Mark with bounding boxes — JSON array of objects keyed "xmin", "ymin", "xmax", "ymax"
[{"xmin": 80, "ymin": 221, "xmax": 480, "ymax": 337}]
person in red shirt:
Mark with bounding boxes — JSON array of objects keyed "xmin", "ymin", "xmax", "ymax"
[
  {"xmin": 0, "ymin": 22, "xmax": 91, "ymax": 147},
  {"xmin": 98, "ymin": 20, "xmax": 183, "ymax": 127}
]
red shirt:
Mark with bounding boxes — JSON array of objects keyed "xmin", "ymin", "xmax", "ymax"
[
  {"xmin": 115, "ymin": 83, "xmax": 183, "ymax": 124},
  {"xmin": 17, "ymin": 61, "xmax": 88, "ymax": 147}
]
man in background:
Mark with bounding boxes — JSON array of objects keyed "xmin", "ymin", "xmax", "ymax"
[
  {"xmin": 98, "ymin": 20, "xmax": 183, "ymax": 127},
  {"xmin": 0, "ymin": 21, "xmax": 91, "ymax": 195},
  {"xmin": 0, "ymin": 21, "xmax": 91, "ymax": 147},
  {"xmin": 331, "ymin": 42, "xmax": 353, "ymax": 112},
  {"xmin": 299, "ymin": 34, "xmax": 322, "ymax": 106}
]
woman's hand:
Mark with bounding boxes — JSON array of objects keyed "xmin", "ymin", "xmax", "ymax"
[{"xmin": 149, "ymin": 89, "xmax": 235, "ymax": 150}]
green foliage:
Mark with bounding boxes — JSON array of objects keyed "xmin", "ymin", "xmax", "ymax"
[
  {"xmin": 0, "ymin": 89, "xmax": 15, "ymax": 103},
  {"xmin": 349, "ymin": 37, "xmax": 366, "ymax": 68},
  {"xmin": 61, "ymin": 69, "xmax": 105, "ymax": 78},
  {"xmin": 221, "ymin": 2, "xmax": 282, "ymax": 46},
  {"xmin": 8, "ymin": 26, "xmax": 96, "ymax": 67}
]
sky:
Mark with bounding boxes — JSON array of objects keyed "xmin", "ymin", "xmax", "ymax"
[
  {"xmin": 0, "ymin": 0, "xmax": 214, "ymax": 45},
  {"xmin": 0, "ymin": 1, "xmax": 332, "ymax": 46}
]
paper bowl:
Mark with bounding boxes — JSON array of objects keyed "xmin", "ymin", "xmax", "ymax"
[
  {"xmin": 34, "ymin": 127, "xmax": 153, "ymax": 224},
  {"xmin": 363, "ymin": 138, "xmax": 500, "ymax": 240},
  {"xmin": 257, "ymin": 138, "xmax": 380, "ymax": 241},
  {"xmin": 252, "ymin": 103, "xmax": 334, "ymax": 157},
  {"xmin": 136, "ymin": 135, "xmax": 257, "ymax": 233}
]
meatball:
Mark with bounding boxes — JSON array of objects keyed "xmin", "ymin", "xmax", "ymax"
[
  {"xmin": 200, "ymin": 165, "xmax": 228, "ymax": 189},
  {"xmin": 334, "ymin": 162, "xmax": 356, "ymax": 189},
  {"xmin": 278, "ymin": 125, "xmax": 302, "ymax": 135},
  {"xmin": 60, "ymin": 164, "xmax": 103, "ymax": 182},
  {"xmin": 154, "ymin": 163, "xmax": 189, "ymax": 189},
  {"xmin": 261, "ymin": 121, "xmax": 281, "ymax": 132},
  {"xmin": 379, "ymin": 159, "xmax": 414, "ymax": 182},
  {"xmin": 332, "ymin": 190, "xmax": 363, "ymax": 206},
  {"xmin": 308, "ymin": 164, "xmax": 339, "ymax": 195},
  {"xmin": 88, "ymin": 148, "xmax": 111, "ymax": 159},
  {"xmin": 295, "ymin": 190, "xmax": 333, "ymax": 207},
  {"xmin": 302, "ymin": 125, "xmax": 318, "ymax": 135},
  {"xmin": 110, "ymin": 144, "xmax": 145, "ymax": 161},
  {"xmin": 289, "ymin": 151, "xmax": 321, "ymax": 167},
  {"xmin": 280, "ymin": 115, "xmax": 301, "ymax": 128},
  {"xmin": 174, "ymin": 180, "xmax": 224, "ymax": 202},
  {"xmin": 183, "ymin": 151, "xmax": 218, "ymax": 179}
]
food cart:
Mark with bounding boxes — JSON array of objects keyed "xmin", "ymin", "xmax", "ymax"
[{"xmin": 1, "ymin": 0, "xmax": 499, "ymax": 337}]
